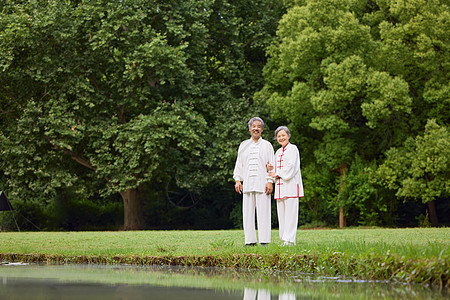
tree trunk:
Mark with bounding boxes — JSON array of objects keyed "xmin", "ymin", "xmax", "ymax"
[
  {"xmin": 339, "ymin": 206, "xmax": 346, "ymax": 228},
  {"xmin": 427, "ymin": 200, "xmax": 439, "ymax": 227},
  {"xmin": 119, "ymin": 188, "xmax": 144, "ymax": 230},
  {"xmin": 337, "ymin": 163, "xmax": 347, "ymax": 229}
]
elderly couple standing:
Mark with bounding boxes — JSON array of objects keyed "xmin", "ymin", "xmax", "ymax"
[{"xmin": 234, "ymin": 117, "xmax": 304, "ymax": 246}]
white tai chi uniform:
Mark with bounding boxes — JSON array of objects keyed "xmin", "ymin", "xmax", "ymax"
[
  {"xmin": 234, "ymin": 137, "xmax": 275, "ymax": 244},
  {"xmin": 273, "ymin": 143, "xmax": 304, "ymax": 244}
]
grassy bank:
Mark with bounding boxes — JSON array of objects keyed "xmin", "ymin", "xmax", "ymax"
[{"xmin": 1, "ymin": 228, "xmax": 448, "ymax": 288}]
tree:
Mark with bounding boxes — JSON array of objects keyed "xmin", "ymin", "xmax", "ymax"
[
  {"xmin": 0, "ymin": 0, "xmax": 285, "ymax": 230},
  {"xmin": 257, "ymin": 0, "xmax": 449, "ymax": 226},
  {"xmin": 378, "ymin": 120, "xmax": 449, "ymax": 226}
]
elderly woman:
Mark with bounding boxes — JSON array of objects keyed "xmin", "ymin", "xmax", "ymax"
[{"xmin": 267, "ymin": 126, "xmax": 304, "ymax": 245}]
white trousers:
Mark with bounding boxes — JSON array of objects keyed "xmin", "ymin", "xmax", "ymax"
[
  {"xmin": 276, "ymin": 197, "xmax": 298, "ymax": 244},
  {"xmin": 242, "ymin": 192, "xmax": 271, "ymax": 244}
]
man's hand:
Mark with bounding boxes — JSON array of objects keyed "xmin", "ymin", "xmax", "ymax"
[
  {"xmin": 235, "ymin": 181, "xmax": 243, "ymax": 194},
  {"xmin": 265, "ymin": 182, "xmax": 273, "ymax": 195}
]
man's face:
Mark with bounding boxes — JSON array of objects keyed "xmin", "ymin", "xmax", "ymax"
[{"xmin": 249, "ymin": 120, "xmax": 263, "ymax": 140}]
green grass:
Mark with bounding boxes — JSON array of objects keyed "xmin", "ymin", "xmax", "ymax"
[
  {"xmin": 0, "ymin": 228, "xmax": 449, "ymax": 287},
  {"xmin": 0, "ymin": 228, "xmax": 447, "ymax": 258}
]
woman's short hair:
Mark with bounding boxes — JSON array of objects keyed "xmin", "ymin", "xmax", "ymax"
[
  {"xmin": 248, "ymin": 117, "xmax": 265, "ymax": 129},
  {"xmin": 274, "ymin": 126, "xmax": 291, "ymax": 139}
]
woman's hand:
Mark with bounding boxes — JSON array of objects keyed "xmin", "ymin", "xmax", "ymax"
[
  {"xmin": 268, "ymin": 171, "xmax": 276, "ymax": 178},
  {"xmin": 266, "ymin": 163, "xmax": 274, "ymax": 172}
]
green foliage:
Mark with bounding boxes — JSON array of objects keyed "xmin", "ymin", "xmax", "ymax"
[
  {"xmin": 48, "ymin": 189, "xmax": 123, "ymax": 231},
  {"xmin": 337, "ymin": 156, "xmax": 388, "ymax": 226},
  {"xmin": 0, "ymin": 188, "xmax": 123, "ymax": 231},
  {"xmin": 0, "ymin": 0, "xmax": 286, "ymax": 228},
  {"xmin": 1, "ymin": 0, "xmax": 448, "ymax": 229},
  {"xmin": 229, "ymin": 200, "xmax": 244, "ymax": 229},
  {"xmin": 259, "ymin": 0, "xmax": 449, "ymax": 225},
  {"xmin": 378, "ymin": 120, "xmax": 450, "ymax": 203},
  {"xmin": 416, "ymin": 213, "xmax": 432, "ymax": 228},
  {"xmin": 300, "ymin": 164, "xmax": 337, "ymax": 224}
]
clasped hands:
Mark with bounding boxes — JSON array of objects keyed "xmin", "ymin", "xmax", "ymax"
[{"xmin": 266, "ymin": 163, "xmax": 276, "ymax": 178}]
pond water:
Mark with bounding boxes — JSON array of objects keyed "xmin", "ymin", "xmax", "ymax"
[{"xmin": 0, "ymin": 263, "xmax": 446, "ymax": 300}]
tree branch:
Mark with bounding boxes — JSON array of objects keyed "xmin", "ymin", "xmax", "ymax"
[
  {"xmin": 88, "ymin": 74, "xmax": 101, "ymax": 91},
  {"xmin": 0, "ymin": 109, "xmax": 16, "ymax": 116},
  {"xmin": 0, "ymin": 85, "xmax": 22, "ymax": 109},
  {"xmin": 206, "ymin": 35, "xmax": 259, "ymax": 82},
  {"xmin": 45, "ymin": 136, "xmax": 95, "ymax": 170},
  {"xmin": 118, "ymin": 104, "xmax": 126, "ymax": 124},
  {"xmin": 62, "ymin": 149, "xmax": 95, "ymax": 170}
]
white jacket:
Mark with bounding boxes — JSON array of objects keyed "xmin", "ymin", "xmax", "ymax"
[
  {"xmin": 233, "ymin": 138, "xmax": 275, "ymax": 193},
  {"xmin": 273, "ymin": 143, "xmax": 304, "ymax": 200}
]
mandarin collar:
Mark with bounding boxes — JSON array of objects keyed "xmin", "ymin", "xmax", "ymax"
[{"xmin": 252, "ymin": 137, "xmax": 262, "ymax": 144}]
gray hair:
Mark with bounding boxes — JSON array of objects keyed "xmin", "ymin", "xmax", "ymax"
[
  {"xmin": 274, "ymin": 126, "xmax": 291, "ymax": 139},
  {"xmin": 248, "ymin": 117, "xmax": 265, "ymax": 129}
]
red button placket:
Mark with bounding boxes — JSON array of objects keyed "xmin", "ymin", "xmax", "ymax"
[{"xmin": 276, "ymin": 147, "xmax": 287, "ymax": 198}]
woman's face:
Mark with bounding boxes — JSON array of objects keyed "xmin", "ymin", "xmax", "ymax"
[{"xmin": 276, "ymin": 130, "xmax": 290, "ymax": 148}]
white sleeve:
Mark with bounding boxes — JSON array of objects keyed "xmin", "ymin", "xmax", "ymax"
[
  {"xmin": 233, "ymin": 144, "xmax": 243, "ymax": 182},
  {"xmin": 266, "ymin": 143, "xmax": 275, "ymax": 183}
]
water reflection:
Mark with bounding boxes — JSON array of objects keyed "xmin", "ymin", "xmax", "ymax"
[
  {"xmin": 243, "ymin": 289, "xmax": 295, "ymax": 300},
  {"xmin": 1, "ymin": 278, "xmax": 242, "ymax": 300},
  {"xmin": 243, "ymin": 288, "xmax": 270, "ymax": 300},
  {"xmin": 0, "ymin": 263, "xmax": 446, "ymax": 300}
]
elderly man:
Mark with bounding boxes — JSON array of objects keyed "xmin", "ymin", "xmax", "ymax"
[{"xmin": 233, "ymin": 117, "xmax": 275, "ymax": 246}]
